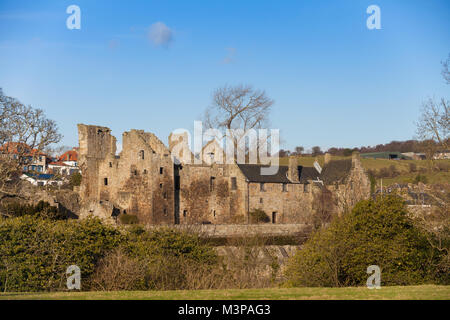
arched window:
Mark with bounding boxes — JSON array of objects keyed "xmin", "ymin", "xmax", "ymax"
[{"xmin": 139, "ymin": 150, "xmax": 144, "ymax": 160}]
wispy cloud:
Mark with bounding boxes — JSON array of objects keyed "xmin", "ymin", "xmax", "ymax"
[
  {"xmin": 147, "ymin": 22, "xmax": 174, "ymax": 48},
  {"xmin": 222, "ymin": 47, "xmax": 236, "ymax": 64},
  {"xmin": 108, "ymin": 39, "xmax": 120, "ymax": 50}
]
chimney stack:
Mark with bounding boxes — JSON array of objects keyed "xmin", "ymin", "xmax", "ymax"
[
  {"xmin": 324, "ymin": 152, "xmax": 331, "ymax": 165},
  {"xmin": 288, "ymin": 156, "xmax": 299, "ymax": 182},
  {"xmin": 352, "ymin": 151, "xmax": 361, "ymax": 168}
]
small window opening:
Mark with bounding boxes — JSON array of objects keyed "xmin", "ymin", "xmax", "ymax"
[
  {"xmin": 159, "ymin": 167, "xmax": 163, "ymax": 174},
  {"xmin": 210, "ymin": 176, "xmax": 216, "ymax": 192},
  {"xmin": 231, "ymin": 177, "xmax": 237, "ymax": 190},
  {"xmin": 104, "ymin": 178, "xmax": 108, "ymax": 186},
  {"xmin": 260, "ymin": 183, "xmax": 265, "ymax": 192}
]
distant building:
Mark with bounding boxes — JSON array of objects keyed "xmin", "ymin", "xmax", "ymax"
[
  {"xmin": 20, "ymin": 173, "xmax": 63, "ymax": 187},
  {"xmin": 360, "ymin": 151, "xmax": 412, "ymax": 160},
  {"xmin": 0, "ymin": 142, "xmax": 48, "ymax": 173},
  {"xmin": 401, "ymin": 152, "xmax": 426, "ymax": 160},
  {"xmin": 47, "ymin": 147, "xmax": 80, "ymax": 176},
  {"xmin": 433, "ymin": 150, "xmax": 450, "ymax": 160}
]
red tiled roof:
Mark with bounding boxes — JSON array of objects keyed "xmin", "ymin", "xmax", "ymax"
[
  {"xmin": 58, "ymin": 149, "xmax": 78, "ymax": 162},
  {"xmin": 0, "ymin": 142, "xmax": 47, "ymax": 156},
  {"xmin": 49, "ymin": 161, "xmax": 70, "ymax": 167}
]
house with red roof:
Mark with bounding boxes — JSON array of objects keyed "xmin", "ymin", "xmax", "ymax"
[
  {"xmin": 0, "ymin": 142, "xmax": 48, "ymax": 173},
  {"xmin": 47, "ymin": 147, "xmax": 80, "ymax": 176}
]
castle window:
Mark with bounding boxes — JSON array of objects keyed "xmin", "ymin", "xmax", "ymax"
[
  {"xmin": 159, "ymin": 167, "xmax": 163, "ymax": 174},
  {"xmin": 231, "ymin": 177, "xmax": 237, "ymax": 190},
  {"xmin": 282, "ymin": 183, "xmax": 287, "ymax": 192},
  {"xmin": 160, "ymin": 183, "xmax": 163, "ymax": 189},
  {"xmin": 143, "ymin": 169, "xmax": 147, "ymax": 174},
  {"xmin": 303, "ymin": 184, "xmax": 309, "ymax": 193},
  {"xmin": 183, "ymin": 210, "xmax": 187, "ymax": 218},
  {"xmin": 272, "ymin": 212, "xmax": 277, "ymax": 224},
  {"xmin": 109, "ymin": 162, "xmax": 112, "ymax": 167},
  {"xmin": 260, "ymin": 198, "xmax": 263, "ymax": 204},
  {"xmin": 210, "ymin": 177, "xmax": 215, "ymax": 192},
  {"xmin": 163, "ymin": 208, "xmax": 167, "ymax": 215},
  {"xmin": 163, "ymin": 192, "xmax": 167, "ymax": 199},
  {"xmin": 139, "ymin": 150, "xmax": 145, "ymax": 160},
  {"xmin": 213, "ymin": 210, "xmax": 216, "ymax": 217},
  {"xmin": 104, "ymin": 178, "xmax": 108, "ymax": 186},
  {"xmin": 260, "ymin": 183, "xmax": 265, "ymax": 192}
]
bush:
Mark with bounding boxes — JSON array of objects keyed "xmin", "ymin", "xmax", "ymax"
[
  {"xmin": 249, "ymin": 209, "xmax": 270, "ymax": 223},
  {"xmin": 285, "ymin": 195, "xmax": 444, "ymax": 287},
  {"xmin": 0, "ymin": 200, "xmax": 65, "ymax": 220},
  {"xmin": 414, "ymin": 174, "xmax": 428, "ymax": 184},
  {"xmin": 118, "ymin": 214, "xmax": 139, "ymax": 225},
  {"xmin": 111, "ymin": 228, "xmax": 219, "ymax": 290},
  {"xmin": 409, "ymin": 163, "xmax": 417, "ymax": 173},
  {"xmin": 69, "ymin": 172, "xmax": 82, "ymax": 187},
  {"xmin": 0, "ymin": 216, "xmax": 220, "ymax": 292},
  {"xmin": 0, "ymin": 216, "xmax": 123, "ymax": 292}
]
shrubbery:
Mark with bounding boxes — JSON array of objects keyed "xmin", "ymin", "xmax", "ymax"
[
  {"xmin": 0, "ymin": 216, "xmax": 122, "ymax": 292},
  {"xmin": 285, "ymin": 195, "xmax": 447, "ymax": 287},
  {"xmin": 249, "ymin": 209, "xmax": 270, "ymax": 223},
  {"xmin": 69, "ymin": 172, "xmax": 82, "ymax": 187},
  {"xmin": 118, "ymin": 214, "xmax": 139, "ymax": 225},
  {"xmin": 0, "ymin": 200, "xmax": 65, "ymax": 220},
  {"xmin": 414, "ymin": 174, "xmax": 428, "ymax": 184},
  {"xmin": 0, "ymin": 216, "xmax": 219, "ymax": 292}
]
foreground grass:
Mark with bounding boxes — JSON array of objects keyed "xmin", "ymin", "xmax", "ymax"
[{"xmin": 1, "ymin": 285, "xmax": 448, "ymax": 300}]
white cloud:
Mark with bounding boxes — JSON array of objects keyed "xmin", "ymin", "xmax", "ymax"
[
  {"xmin": 148, "ymin": 22, "xmax": 173, "ymax": 47},
  {"xmin": 222, "ymin": 47, "xmax": 236, "ymax": 64}
]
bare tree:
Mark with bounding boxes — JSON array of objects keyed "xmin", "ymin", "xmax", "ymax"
[
  {"xmin": 312, "ymin": 146, "xmax": 322, "ymax": 156},
  {"xmin": 0, "ymin": 88, "xmax": 62, "ymax": 199},
  {"xmin": 294, "ymin": 146, "xmax": 304, "ymax": 155},
  {"xmin": 442, "ymin": 54, "xmax": 450, "ymax": 85},
  {"xmin": 204, "ymin": 84, "xmax": 274, "ymax": 160},
  {"xmin": 416, "ymin": 54, "xmax": 450, "ymax": 159},
  {"xmin": 311, "ymin": 186, "xmax": 336, "ymax": 230},
  {"xmin": 416, "ymin": 97, "xmax": 449, "ymax": 153}
]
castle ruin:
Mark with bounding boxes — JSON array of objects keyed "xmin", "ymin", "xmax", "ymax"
[{"xmin": 77, "ymin": 124, "xmax": 371, "ymax": 225}]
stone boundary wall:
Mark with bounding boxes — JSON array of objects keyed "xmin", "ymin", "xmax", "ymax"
[{"xmin": 145, "ymin": 223, "xmax": 312, "ymax": 238}]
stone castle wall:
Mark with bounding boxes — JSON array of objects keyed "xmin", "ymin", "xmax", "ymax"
[{"xmin": 77, "ymin": 124, "xmax": 371, "ymax": 226}]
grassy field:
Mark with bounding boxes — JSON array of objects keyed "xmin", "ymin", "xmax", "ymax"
[
  {"xmin": 0, "ymin": 285, "xmax": 448, "ymax": 300},
  {"xmin": 280, "ymin": 156, "xmax": 450, "ymax": 186}
]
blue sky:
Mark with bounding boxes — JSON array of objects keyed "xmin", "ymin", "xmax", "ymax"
[{"xmin": 0, "ymin": 0, "xmax": 449, "ymax": 152}]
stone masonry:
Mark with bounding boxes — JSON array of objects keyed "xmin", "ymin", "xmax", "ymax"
[{"xmin": 77, "ymin": 124, "xmax": 371, "ymax": 225}]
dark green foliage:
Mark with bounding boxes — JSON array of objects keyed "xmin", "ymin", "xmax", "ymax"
[
  {"xmin": 285, "ymin": 195, "xmax": 445, "ymax": 287},
  {"xmin": 368, "ymin": 171, "xmax": 377, "ymax": 194},
  {"xmin": 118, "ymin": 214, "xmax": 139, "ymax": 225},
  {"xmin": 0, "ymin": 216, "xmax": 123, "ymax": 292},
  {"xmin": 414, "ymin": 174, "xmax": 428, "ymax": 184},
  {"xmin": 249, "ymin": 209, "xmax": 270, "ymax": 223},
  {"xmin": 0, "ymin": 217, "xmax": 218, "ymax": 292},
  {"xmin": 69, "ymin": 172, "xmax": 82, "ymax": 187},
  {"xmin": 0, "ymin": 200, "xmax": 65, "ymax": 220}
]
